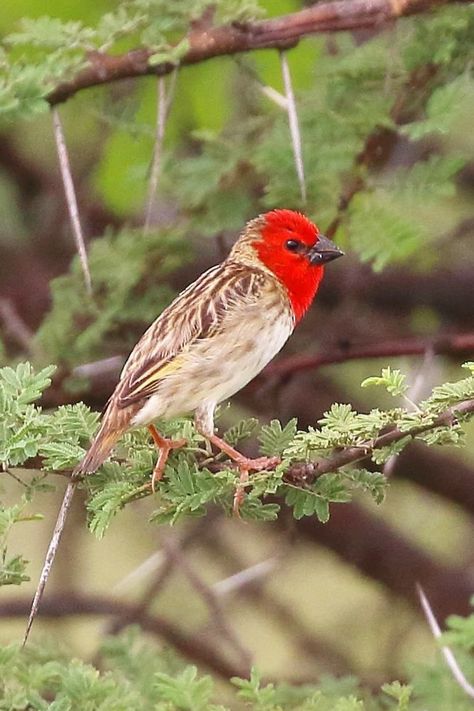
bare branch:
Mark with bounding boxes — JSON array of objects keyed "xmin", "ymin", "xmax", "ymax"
[
  {"xmin": 266, "ymin": 332, "xmax": 474, "ymax": 379},
  {"xmin": 51, "ymin": 108, "xmax": 92, "ymax": 294},
  {"xmin": 0, "ymin": 298, "xmax": 34, "ymax": 353},
  {"xmin": 4, "ymin": 592, "xmax": 247, "ymax": 679},
  {"xmin": 47, "ymin": 0, "xmax": 470, "ymax": 107},
  {"xmin": 163, "ymin": 538, "xmax": 252, "ymax": 670}
]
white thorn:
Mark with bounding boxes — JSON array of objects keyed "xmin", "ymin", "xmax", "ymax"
[
  {"xmin": 280, "ymin": 51, "xmax": 306, "ymax": 205},
  {"xmin": 212, "ymin": 557, "xmax": 277, "ymax": 597},
  {"xmin": 259, "ymin": 84, "xmax": 289, "ymax": 110},
  {"xmin": 417, "ymin": 584, "xmax": 474, "ymax": 699},
  {"xmin": 144, "ymin": 70, "xmax": 178, "ymax": 231},
  {"xmin": 52, "ymin": 108, "xmax": 92, "ymax": 295},
  {"xmin": 113, "ymin": 551, "xmax": 165, "ymax": 593}
]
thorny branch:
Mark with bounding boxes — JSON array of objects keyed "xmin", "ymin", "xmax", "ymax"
[
  {"xmin": 47, "ymin": 0, "xmax": 471, "ymax": 106},
  {"xmin": 19, "ymin": 397, "xmax": 474, "ymax": 498},
  {"xmin": 283, "ymin": 398, "xmax": 474, "ymax": 486}
]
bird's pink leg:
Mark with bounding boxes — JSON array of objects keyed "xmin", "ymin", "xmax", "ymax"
[
  {"xmin": 207, "ymin": 433, "xmax": 280, "ymax": 516},
  {"xmin": 148, "ymin": 424, "xmax": 186, "ymax": 492},
  {"xmin": 207, "ymin": 433, "xmax": 280, "ymax": 472}
]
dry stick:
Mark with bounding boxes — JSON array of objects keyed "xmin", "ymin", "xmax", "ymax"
[
  {"xmin": 24, "ymin": 108, "xmax": 93, "ymax": 644},
  {"xmin": 280, "ymin": 51, "xmax": 306, "ymax": 204},
  {"xmin": 23, "ymin": 476, "xmax": 78, "ymax": 645},
  {"xmin": 144, "ymin": 72, "xmax": 177, "ymax": 231},
  {"xmin": 417, "ymin": 584, "xmax": 474, "ymax": 699},
  {"xmin": 51, "ymin": 108, "xmax": 92, "ymax": 295}
]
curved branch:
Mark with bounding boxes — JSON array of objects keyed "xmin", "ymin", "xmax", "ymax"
[
  {"xmin": 1, "ymin": 593, "xmax": 247, "ymax": 679},
  {"xmin": 48, "ymin": 0, "xmax": 469, "ymax": 106},
  {"xmin": 293, "ymin": 502, "xmax": 472, "ymax": 620},
  {"xmin": 266, "ymin": 332, "xmax": 474, "ymax": 378}
]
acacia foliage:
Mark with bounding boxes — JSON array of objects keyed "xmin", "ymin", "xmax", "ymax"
[
  {"xmin": 1, "ymin": 623, "xmax": 474, "ymax": 709},
  {"xmin": 0, "ymin": 0, "xmax": 474, "ymax": 708}
]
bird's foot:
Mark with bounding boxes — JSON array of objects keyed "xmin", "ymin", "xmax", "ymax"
[
  {"xmin": 148, "ymin": 424, "xmax": 186, "ymax": 492},
  {"xmin": 207, "ymin": 433, "xmax": 280, "ymax": 516}
]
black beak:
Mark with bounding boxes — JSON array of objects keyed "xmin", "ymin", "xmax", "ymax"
[{"xmin": 308, "ymin": 234, "xmax": 344, "ymax": 265}]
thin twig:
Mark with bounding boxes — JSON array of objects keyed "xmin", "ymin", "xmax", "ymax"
[
  {"xmin": 51, "ymin": 108, "xmax": 92, "ymax": 294},
  {"xmin": 284, "ymin": 398, "xmax": 474, "ymax": 485},
  {"xmin": 280, "ymin": 51, "xmax": 306, "ymax": 204},
  {"xmin": 417, "ymin": 584, "xmax": 474, "ymax": 699}
]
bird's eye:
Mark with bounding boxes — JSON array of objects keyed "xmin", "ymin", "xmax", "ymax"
[{"xmin": 285, "ymin": 239, "xmax": 301, "ymax": 252}]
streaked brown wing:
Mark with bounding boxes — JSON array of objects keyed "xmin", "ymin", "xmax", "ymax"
[{"xmin": 116, "ymin": 262, "xmax": 266, "ymax": 408}]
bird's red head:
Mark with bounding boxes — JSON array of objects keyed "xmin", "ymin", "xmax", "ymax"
[{"xmin": 252, "ymin": 209, "xmax": 343, "ymax": 322}]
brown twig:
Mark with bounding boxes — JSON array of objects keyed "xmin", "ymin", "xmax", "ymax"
[
  {"xmin": 0, "ymin": 298, "xmax": 34, "ymax": 353},
  {"xmin": 47, "ymin": 0, "xmax": 469, "ymax": 107},
  {"xmin": 284, "ymin": 398, "xmax": 474, "ymax": 486},
  {"xmin": 266, "ymin": 332, "xmax": 474, "ymax": 379}
]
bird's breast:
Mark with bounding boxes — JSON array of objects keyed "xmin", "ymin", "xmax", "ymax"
[{"xmin": 132, "ymin": 299, "xmax": 294, "ymax": 426}]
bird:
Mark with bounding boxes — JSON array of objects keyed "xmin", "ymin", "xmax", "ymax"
[{"xmin": 23, "ymin": 208, "xmax": 343, "ymax": 644}]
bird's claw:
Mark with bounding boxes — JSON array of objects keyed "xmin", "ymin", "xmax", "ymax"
[
  {"xmin": 150, "ymin": 436, "xmax": 187, "ymax": 492},
  {"xmin": 231, "ymin": 455, "xmax": 281, "ymax": 517}
]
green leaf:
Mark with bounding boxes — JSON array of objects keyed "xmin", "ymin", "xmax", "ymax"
[
  {"xmin": 154, "ymin": 665, "xmax": 214, "ymax": 711},
  {"xmin": 361, "ymin": 367, "xmax": 408, "ymax": 397},
  {"xmin": 259, "ymin": 419, "xmax": 297, "ymax": 456}
]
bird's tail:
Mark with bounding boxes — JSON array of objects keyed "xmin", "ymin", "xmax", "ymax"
[{"xmin": 74, "ymin": 421, "xmax": 125, "ymax": 475}]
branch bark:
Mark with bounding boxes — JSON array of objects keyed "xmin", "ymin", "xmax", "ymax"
[
  {"xmin": 0, "ymin": 593, "xmax": 247, "ymax": 680},
  {"xmin": 266, "ymin": 332, "xmax": 474, "ymax": 378},
  {"xmin": 47, "ymin": 0, "xmax": 470, "ymax": 106},
  {"xmin": 284, "ymin": 399, "xmax": 474, "ymax": 486}
]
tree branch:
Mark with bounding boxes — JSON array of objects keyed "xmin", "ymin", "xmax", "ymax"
[
  {"xmin": 47, "ymin": 0, "xmax": 469, "ymax": 106},
  {"xmin": 266, "ymin": 332, "xmax": 474, "ymax": 378},
  {"xmin": 293, "ymin": 502, "xmax": 473, "ymax": 621},
  {"xmin": 284, "ymin": 398, "xmax": 474, "ymax": 486},
  {"xmin": 0, "ymin": 593, "xmax": 247, "ymax": 680}
]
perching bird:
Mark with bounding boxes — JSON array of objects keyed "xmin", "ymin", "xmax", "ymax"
[{"xmin": 24, "ymin": 209, "xmax": 343, "ymax": 644}]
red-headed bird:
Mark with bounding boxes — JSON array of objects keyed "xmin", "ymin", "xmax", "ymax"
[{"xmin": 24, "ymin": 209, "xmax": 343, "ymax": 643}]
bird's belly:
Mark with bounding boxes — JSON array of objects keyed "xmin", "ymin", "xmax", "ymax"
[{"xmin": 132, "ymin": 308, "xmax": 293, "ymax": 426}]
